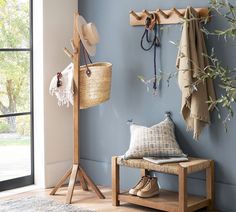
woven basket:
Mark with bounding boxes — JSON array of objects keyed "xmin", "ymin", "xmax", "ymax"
[{"xmin": 80, "ymin": 62, "xmax": 112, "ymax": 109}]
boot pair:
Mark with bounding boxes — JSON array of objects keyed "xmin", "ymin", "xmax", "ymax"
[{"xmin": 129, "ymin": 176, "xmax": 159, "ymax": 198}]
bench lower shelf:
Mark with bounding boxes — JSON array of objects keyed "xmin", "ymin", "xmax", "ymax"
[
  {"xmin": 112, "ymin": 156, "xmax": 214, "ymax": 211},
  {"xmin": 118, "ymin": 189, "xmax": 210, "ymax": 212}
]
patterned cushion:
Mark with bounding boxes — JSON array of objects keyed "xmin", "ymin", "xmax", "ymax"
[{"xmin": 124, "ymin": 117, "xmax": 186, "ymax": 159}]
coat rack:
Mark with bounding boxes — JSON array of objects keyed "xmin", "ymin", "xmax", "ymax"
[
  {"xmin": 50, "ymin": 12, "xmax": 105, "ymax": 204},
  {"xmin": 129, "ymin": 7, "xmax": 209, "ymax": 25}
]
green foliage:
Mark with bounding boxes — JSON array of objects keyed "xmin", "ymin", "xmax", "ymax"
[
  {"xmin": 0, "ymin": 0, "xmax": 30, "ymax": 132},
  {"xmin": 0, "ymin": 52, "xmax": 30, "ymax": 112},
  {"xmin": 138, "ymin": 0, "xmax": 236, "ymax": 129},
  {"xmin": 0, "ymin": 0, "xmax": 30, "ymax": 48},
  {"xmin": 0, "ymin": 0, "xmax": 6, "ymax": 8},
  {"xmin": 16, "ymin": 115, "xmax": 30, "ymax": 136},
  {"xmin": 200, "ymin": 1, "xmax": 236, "ymax": 128},
  {"xmin": 207, "ymin": 0, "xmax": 236, "ymax": 40},
  {"xmin": 0, "ymin": 121, "xmax": 10, "ymax": 133},
  {"xmin": 181, "ymin": 0, "xmax": 236, "ymax": 128},
  {"xmin": 0, "ymin": 139, "xmax": 30, "ymax": 146},
  {"xmin": 0, "ymin": 115, "xmax": 30, "ymax": 135},
  {"xmin": 187, "ymin": 49, "xmax": 236, "ymax": 127},
  {"xmin": 138, "ymin": 74, "xmax": 162, "ymax": 95}
]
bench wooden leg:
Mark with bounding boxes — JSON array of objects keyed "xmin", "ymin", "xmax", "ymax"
[
  {"xmin": 112, "ymin": 157, "xmax": 120, "ymax": 206},
  {"xmin": 179, "ymin": 166, "xmax": 187, "ymax": 212},
  {"xmin": 141, "ymin": 169, "xmax": 150, "ymax": 177},
  {"xmin": 206, "ymin": 160, "xmax": 215, "ymax": 210}
]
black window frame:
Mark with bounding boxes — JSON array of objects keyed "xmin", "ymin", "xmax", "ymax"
[{"xmin": 0, "ymin": 0, "xmax": 34, "ymax": 191}]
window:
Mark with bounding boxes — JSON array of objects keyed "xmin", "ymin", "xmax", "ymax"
[{"xmin": 0, "ymin": 0, "xmax": 34, "ymax": 191}]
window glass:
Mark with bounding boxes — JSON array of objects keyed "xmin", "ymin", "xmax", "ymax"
[
  {"xmin": 0, "ymin": 0, "xmax": 33, "ymax": 190},
  {"xmin": 0, "ymin": 115, "xmax": 31, "ymax": 181},
  {"xmin": 0, "ymin": 0, "xmax": 30, "ymax": 48},
  {"xmin": 0, "ymin": 51, "xmax": 30, "ymax": 115}
]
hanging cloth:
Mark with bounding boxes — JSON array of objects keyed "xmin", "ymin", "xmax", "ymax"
[
  {"xmin": 49, "ymin": 44, "xmax": 93, "ymax": 107},
  {"xmin": 49, "ymin": 63, "xmax": 74, "ymax": 107},
  {"xmin": 176, "ymin": 7, "xmax": 216, "ymax": 140},
  {"xmin": 140, "ymin": 14, "xmax": 161, "ymax": 92}
]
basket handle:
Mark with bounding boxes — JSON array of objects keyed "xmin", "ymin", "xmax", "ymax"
[{"xmin": 82, "ymin": 44, "xmax": 93, "ymax": 77}]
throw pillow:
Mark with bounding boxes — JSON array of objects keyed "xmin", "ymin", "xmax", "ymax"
[{"xmin": 124, "ymin": 116, "xmax": 186, "ymax": 159}]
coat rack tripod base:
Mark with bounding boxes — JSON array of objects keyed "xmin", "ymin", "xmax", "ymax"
[
  {"xmin": 50, "ymin": 13, "xmax": 105, "ymax": 204},
  {"xmin": 50, "ymin": 164, "xmax": 105, "ymax": 204}
]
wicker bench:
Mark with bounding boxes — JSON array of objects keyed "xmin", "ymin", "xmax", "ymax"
[{"xmin": 112, "ymin": 156, "xmax": 214, "ymax": 212}]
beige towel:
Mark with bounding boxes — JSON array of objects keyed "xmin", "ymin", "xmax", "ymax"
[{"xmin": 176, "ymin": 7, "xmax": 216, "ymax": 140}]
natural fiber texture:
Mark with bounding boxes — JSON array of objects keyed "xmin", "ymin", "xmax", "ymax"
[
  {"xmin": 80, "ymin": 62, "xmax": 112, "ymax": 109},
  {"xmin": 176, "ymin": 7, "xmax": 216, "ymax": 140},
  {"xmin": 0, "ymin": 196, "xmax": 94, "ymax": 212},
  {"xmin": 124, "ymin": 117, "xmax": 186, "ymax": 159},
  {"xmin": 117, "ymin": 156, "xmax": 211, "ymax": 175}
]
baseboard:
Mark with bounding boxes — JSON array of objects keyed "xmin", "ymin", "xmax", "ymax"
[
  {"xmin": 80, "ymin": 158, "xmax": 236, "ymax": 212},
  {"xmin": 45, "ymin": 159, "xmax": 72, "ymax": 188},
  {"xmin": 80, "ymin": 158, "xmax": 142, "ymax": 189}
]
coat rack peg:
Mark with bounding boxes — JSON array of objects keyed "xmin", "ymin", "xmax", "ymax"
[
  {"xmin": 157, "ymin": 9, "xmax": 169, "ymax": 18},
  {"xmin": 70, "ymin": 39, "xmax": 78, "ymax": 54},
  {"xmin": 64, "ymin": 47, "xmax": 73, "ymax": 59},
  {"xmin": 143, "ymin": 9, "xmax": 151, "ymax": 17},
  {"xmin": 129, "ymin": 10, "xmax": 141, "ymax": 20},
  {"xmin": 172, "ymin": 8, "xmax": 184, "ymax": 17}
]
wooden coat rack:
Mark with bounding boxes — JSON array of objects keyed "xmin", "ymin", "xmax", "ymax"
[
  {"xmin": 49, "ymin": 7, "xmax": 209, "ymax": 205},
  {"xmin": 50, "ymin": 13, "xmax": 105, "ymax": 204},
  {"xmin": 129, "ymin": 7, "xmax": 209, "ymax": 25}
]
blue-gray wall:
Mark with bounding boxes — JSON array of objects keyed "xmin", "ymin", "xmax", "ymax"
[{"xmin": 78, "ymin": 1, "xmax": 236, "ymax": 211}]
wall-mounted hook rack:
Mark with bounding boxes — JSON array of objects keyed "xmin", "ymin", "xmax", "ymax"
[
  {"xmin": 157, "ymin": 9, "xmax": 169, "ymax": 19},
  {"xmin": 129, "ymin": 10, "xmax": 142, "ymax": 20},
  {"xmin": 129, "ymin": 7, "xmax": 209, "ymax": 25},
  {"xmin": 172, "ymin": 7, "xmax": 184, "ymax": 18},
  {"xmin": 142, "ymin": 9, "xmax": 152, "ymax": 17}
]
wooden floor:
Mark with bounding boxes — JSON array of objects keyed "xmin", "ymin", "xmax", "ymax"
[
  {"xmin": 0, "ymin": 185, "xmax": 157, "ymax": 212},
  {"xmin": 0, "ymin": 185, "xmax": 216, "ymax": 212}
]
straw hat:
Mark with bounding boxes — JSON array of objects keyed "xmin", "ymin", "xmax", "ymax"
[{"xmin": 77, "ymin": 15, "xmax": 100, "ymax": 56}]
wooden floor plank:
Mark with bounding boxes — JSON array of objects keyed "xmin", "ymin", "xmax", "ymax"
[
  {"xmin": 79, "ymin": 166, "xmax": 105, "ymax": 199},
  {"xmin": 77, "ymin": 169, "xmax": 88, "ymax": 191},
  {"xmin": 50, "ymin": 168, "xmax": 72, "ymax": 195},
  {"xmin": 0, "ymin": 186, "xmax": 219, "ymax": 212}
]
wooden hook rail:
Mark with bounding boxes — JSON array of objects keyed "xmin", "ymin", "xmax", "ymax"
[
  {"xmin": 142, "ymin": 9, "xmax": 152, "ymax": 17},
  {"xmin": 129, "ymin": 10, "xmax": 141, "ymax": 20},
  {"xmin": 172, "ymin": 7, "xmax": 184, "ymax": 17},
  {"xmin": 129, "ymin": 7, "xmax": 209, "ymax": 25},
  {"xmin": 157, "ymin": 9, "xmax": 169, "ymax": 19}
]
